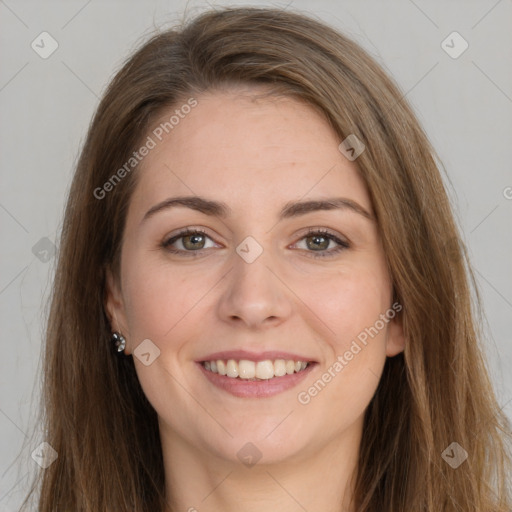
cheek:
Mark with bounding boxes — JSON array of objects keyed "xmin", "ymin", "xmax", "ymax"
[
  {"xmin": 121, "ymin": 253, "xmax": 204, "ymax": 342},
  {"xmin": 299, "ymin": 261, "xmax": 391, "ymax": 350},
  {"xmin": 295, "ymin": 262, "xmax": 390, "ymax": 406}
]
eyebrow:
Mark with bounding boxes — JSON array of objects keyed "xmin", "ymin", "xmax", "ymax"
[{"xmin": 142, "ymin": 195, "xmax": 374, "ymax": 224}]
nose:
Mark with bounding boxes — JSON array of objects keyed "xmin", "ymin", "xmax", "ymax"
[{"xmin": 216, "ymin": 246, "xmax": 293, "ymax": 330}]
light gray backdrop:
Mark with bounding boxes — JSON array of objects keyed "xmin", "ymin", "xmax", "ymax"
[{"xmin": 1, "ymin": 0, "xmax": 511, "ymax": 509}]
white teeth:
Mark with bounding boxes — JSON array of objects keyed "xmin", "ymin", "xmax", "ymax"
[
  {"xmin": 238, "ymin": 360, "xmax": 255, "ymax": 379},
  {"xmin": 274, "ymin": 359, "xmax": 286, "ymax": 377},
  {"xmin": 256, "ymin": 360, "xmax": 274, "ymax": 379},
  {"xmin": 202, "ymin": 358, "xmax": 310, "ymax": 380},
  {"xmin": 217, "ymin": 360, "xmax": 227, "ymax": 376},
  {"xmin": 226, "ymin": 359, "xmax": 239, "ymax": 378}
]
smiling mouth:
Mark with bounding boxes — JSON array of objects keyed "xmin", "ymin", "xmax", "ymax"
[{"xmin": 201, "ymin": 358, "xmax": 312, "ymax": 381}]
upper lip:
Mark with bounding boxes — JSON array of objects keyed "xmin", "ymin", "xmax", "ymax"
[{"xmin": 196, "ymin": 350, "xmax": 317, "ymax": 363}]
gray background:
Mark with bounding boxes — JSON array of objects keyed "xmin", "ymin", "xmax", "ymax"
[{"xmin": 1, "ymin": 0, "xmax": 511, "ymax": 509}]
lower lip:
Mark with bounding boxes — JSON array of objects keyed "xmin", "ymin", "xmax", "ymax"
[{"xmin": 197, "ymin": 362, "xmax": 316, "ymax": 398}]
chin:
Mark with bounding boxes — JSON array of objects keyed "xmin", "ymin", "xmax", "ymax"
[{"xmin": 200, "ymin": 420, "xmax": 316, "ymax": 467}]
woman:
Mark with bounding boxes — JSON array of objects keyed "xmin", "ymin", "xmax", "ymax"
[{"xmin": 22, "ymin": 6, "xmax": 511, "ymax": 512}]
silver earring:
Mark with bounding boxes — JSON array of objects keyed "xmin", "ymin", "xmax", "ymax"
[{"xmin": 112, "ymin": 332, "xmax": 126, "ymax": 352}]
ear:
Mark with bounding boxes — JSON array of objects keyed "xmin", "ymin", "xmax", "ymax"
[
  {"xmin": 385, "ymin": 306, "xmax": 406, "ymax": 357},
  {"xmin": 105, "ymin": 267, "xmax": 131, "ymax": 354}
]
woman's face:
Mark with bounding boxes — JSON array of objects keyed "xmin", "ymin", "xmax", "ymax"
[{"xmin": 106, "ymin": 86, "xmax": 405, "ymax": 465}]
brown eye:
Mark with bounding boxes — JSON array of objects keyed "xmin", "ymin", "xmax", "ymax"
[
  {"xmin": 162, "ymin": 228, "xmax": 216, "ymax": 255},
  {"xmin": 162, "ymin": 228, "xmax": 349, "ymax": 259},
  {"xmin": 181, "ymin": 232, "xmax": 206, "ymax": 250},
  {"xmin": 305, "ymin": 233, "xmax": 331, "ymax": 251},
  {"xmin": 293, "ymin": 229, "xmax": 350, "ymax": 259}
]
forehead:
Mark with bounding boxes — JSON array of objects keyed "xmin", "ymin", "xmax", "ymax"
[{"xmin": 129, "ymin": 87, "xmax": 371, "ymax": 218}]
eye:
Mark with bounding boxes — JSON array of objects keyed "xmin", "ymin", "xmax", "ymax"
[
  {"xmin": 291, "ymin": 228, "xmax": 350, "ymax": 259},
  {"xmin": 161, "ymin": 227, "xmax": 350, "ymax": 258},
  {"xmin": 162, "ymin": 228, "xmax": 218, "ymax": 256}
]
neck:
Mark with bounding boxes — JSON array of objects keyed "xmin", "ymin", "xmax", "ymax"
[{"xmin": 160, "ymin": 417, "xmax": 362, "ymax": 512}]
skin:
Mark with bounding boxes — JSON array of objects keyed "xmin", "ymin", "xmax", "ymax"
[{"xmin": 106, "ymin": 85, "xmax": 405, "ymax": 512}]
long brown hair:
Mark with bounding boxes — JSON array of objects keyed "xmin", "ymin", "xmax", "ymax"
[{"xmin": 21, "ymin": 6, "xmax": 511, "ymax": 511}]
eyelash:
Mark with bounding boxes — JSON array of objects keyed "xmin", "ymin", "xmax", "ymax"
[{"xmin": 161, "ymin": 227, "xmax": 350, "ymax": 259}]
